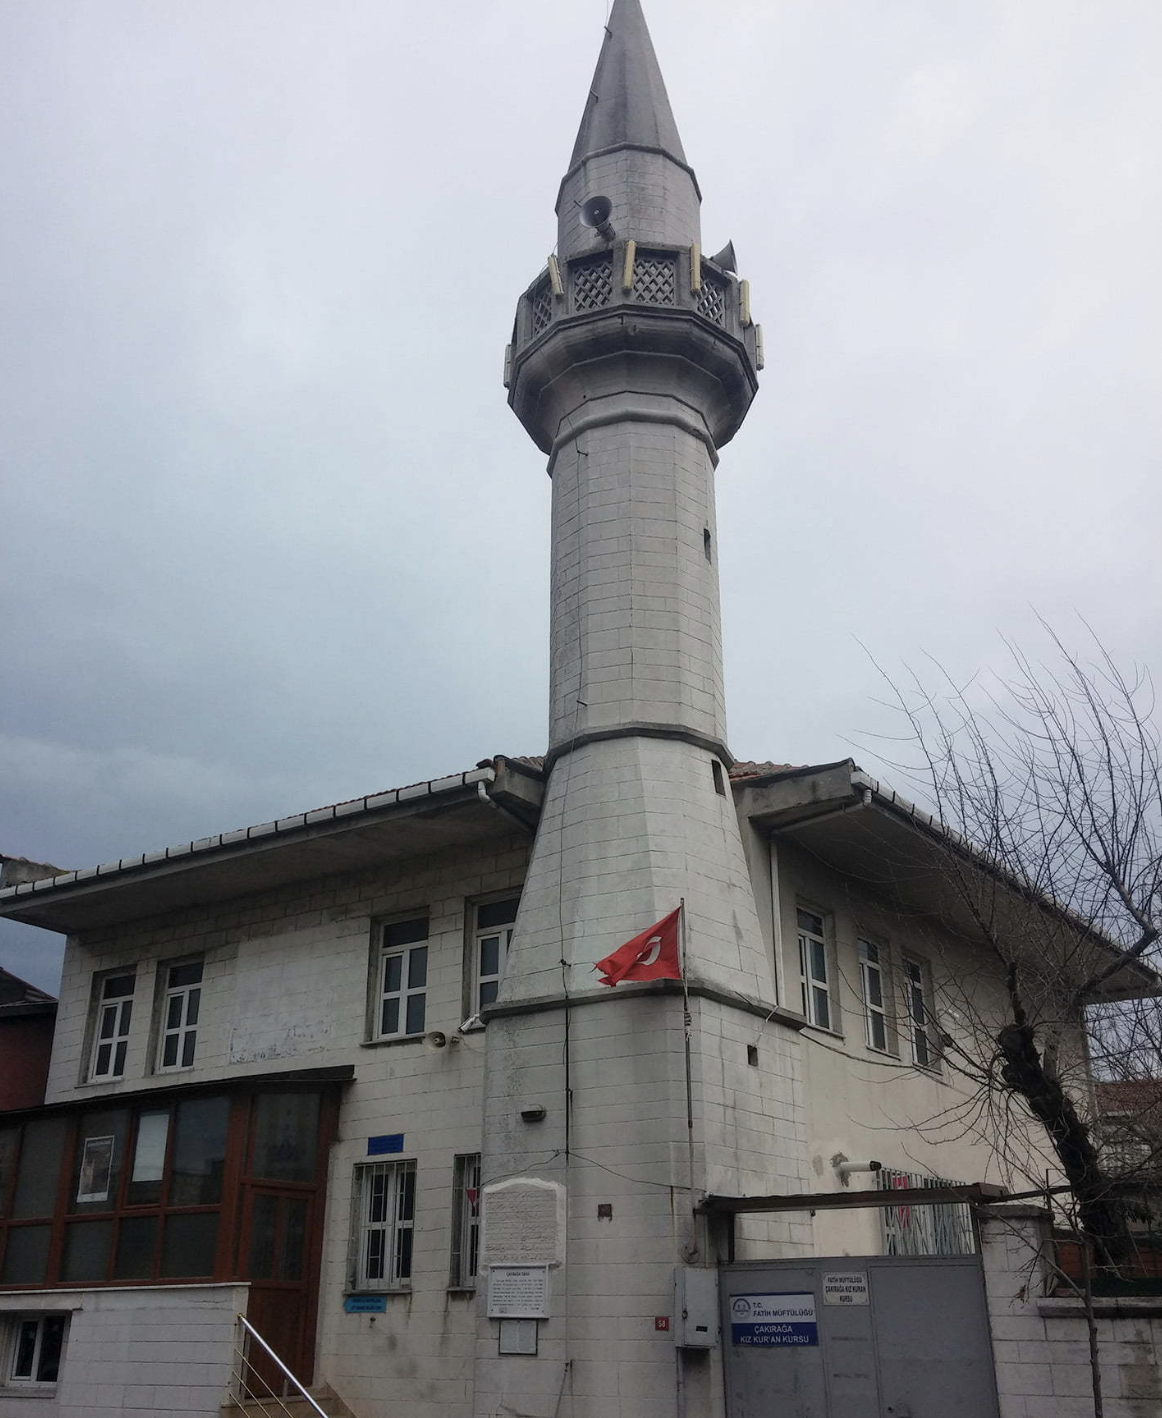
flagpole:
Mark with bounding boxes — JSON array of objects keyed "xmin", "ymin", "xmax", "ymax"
[{"xmin": 680, "ymin": 899, "xmax": 696, "ymax": 1222}]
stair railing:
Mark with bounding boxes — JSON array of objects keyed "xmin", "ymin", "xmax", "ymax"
[{"xmin": 227, "ymin": 1313, "xmax": 329, "ymax": 1418}]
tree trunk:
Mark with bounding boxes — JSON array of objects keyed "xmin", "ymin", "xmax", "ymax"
[{"xmin": 996, "ymin": 1022, "xmax": 1131, "ymax": 1266}]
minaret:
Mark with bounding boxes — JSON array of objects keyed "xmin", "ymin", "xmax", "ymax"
[{"xmin": 478, "ymin": 5, "xmax": 807, "ymax": 1415}]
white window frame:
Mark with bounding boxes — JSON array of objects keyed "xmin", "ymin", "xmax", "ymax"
[
  {"xmin": 858, "ymin": 939, "xmax": 891, "ymax": 1053},
  {"xmin": 352, "ymin": 1160, "xmax": 416, "ymax": 1290},
  {"xmin": 903, "ymin": 955, "xmax": 937, "ymax": 1069},
  {"xmin": 450, "ymin": 1152, "xmax": 482, "ymax": 1288},
  {"xmin": 88, "ymin": 971, "xmax": 135, "ymax": 1081},
  {"xmin": 6, "ymin": 1314, "xmax": 67, "ymax": 1387},
  {"xmin": 156, "ymin": 958, "xmax": 203, "ymax": 1072},
  {"xmin": 797, "ymin": 907, "xmax": 832, "ymax": 1030},
  {"xmin": 472, "ymin": 898, "xmax": 520, "ymax": 1013},
  {"xmin": 374, "ymin": 919, "xmax": 429, "ymax": 1040}
]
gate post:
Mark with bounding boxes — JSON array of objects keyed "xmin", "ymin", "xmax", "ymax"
[{"xmin": 978, "ymin": 1204, "xmax": 1055, "ymax": 1417}]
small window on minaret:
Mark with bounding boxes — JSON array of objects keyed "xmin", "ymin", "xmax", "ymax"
[
  {"xmin": 703, "ymin": 528, "xmax": 713, "ymax": 562},
  {"xmin": 712, "ymin": 760, "xmax": 727, "ymax": 796}
]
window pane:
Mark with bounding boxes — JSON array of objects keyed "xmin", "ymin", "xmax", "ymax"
[
  {"xmin": 398, "ymin": 1166, "xmax": 416, "ymax": 1223},
  {"xmin": 185, "ymin": 989, "xmax": 201, "ymax": 1027},
  {"xmin": 797, "ymin": 909, "xmax": 823, "ymax": 935},
  {"xmin": 70, "ymin": 1110, "xmax": 129, "ymax": 1212},
  {"xmin": 280, "ymin": 1198, "xmax": 308, "ymax": 1281},
  {"xmin": 113, "ymin": 1041, "xmax": 128, "ymax": 1076},
  {"xmin": 810, "ymin": 939, "xmax": 827, "ymax": 982},
  {"xmin": 166, "ymin": 995, "xmax": 183, "ymax": 1030},
  {"xmin": 382, "ymin": 918, "xmax": 427, "ymax": 948},
  {"xmin": 870, "ymin": 1013, "xmax": 887, "ymax": 1051},
  {"xmin": 395, "ymin": 1226, "xmax": 413, "ymax": 1280},
  {"xmin": 479, "ymin": 937, "xmax": 500, "ymax": 978},
  {"xmin": 13, "ymin": 1320, "xmax": 37, "ymax": 1378},
  {"xmin": 365, "ymin": 1228, "xmax": 385, "ymax": 1282},
  {"xmin": 380, "ymin": 997, "xmax": 399, "ymax": 1036},
  {"xmin": 247, "ymin": 1194, "xmax": 278, "ymax": 1279},
  {"xmin": 866, "ymin": 970, "xmax": 883, "ymax": 1009},
  {"xmin": 368, "ymin": 1168, "xmax": 388, "ymax": 1225},
  {"xmin": 160, "ymin": 1212, "xmax": 218, "ymax": 1277},
  {"xmin": 162, "ymin": 1033, "xmax": 179, "ymax": 1068},
  {"xmin": 170, "ymin": 1096, "xmax": 229, "ymax": 1205},
  {"xmin": 62, "ymin": 1218, "xmax": 114, "ymax": 1282},
  {"xmin": 2, "ymin": 1224, "xmax": 51, "ymax": 1284},
  {"xmin": 813, "ymin": 987, "xmax": 830, "ymax": 1031},
  {"xmin": 479, "ymin": 980, "xmax": 498, "ymax": 1008},
  {"xmin": 95, "ymin": 1042, "xmax": 112, "ymax": 1075},
  {"xmin": 128, "ymin": 1110, "xmax": 169, "ymax": 1206},
  {"xmin": 36, "ymin": 1317, "xmax": 65, "ymax": 1382},
  {"xmin": 252, "ymin": 1092, "xmax": 320, "ymax": 1182},
  {"xmin": 11, "ymin": 1117, "xmax": 68, "ymax": 1219},
  {"xmin": 382, "ymin": 955, "xmax": 402, "ymax": 994},
  {"xmin": 169, "ymin": 961, "xmax": 203, "ymax": 988},
  {"xmin": 407, "ymin": 946, "xmax": 428, "ymax": 989},
  {"xmin": 104, "ymin": 973, "xmax": 135, "ymax": 1000},
  {"xmin": 181, "ymin": 1031, "xmax": 197, "ymax": 1068},
  {"xmin": 0, "ymin": 1125, "xmax": 19, "ymax": 1218},
  {"xmin": 405, "ymin": 992, "xmax": 426, "ymax": 1035},
  {"xmin": 114, "ymin": 1215, "xmax": 158, "ymax": 1279},
  {"xmin": 915, "ymin": 1029, "xmax": 930, "ymax": 1067},
  {"xmin": 478, "ymin": 899, "xmax": 520, "ymax": 930},
  {"xmin": 98, "ymin": 1006, "xmax": 117, "ymax": 1041}
]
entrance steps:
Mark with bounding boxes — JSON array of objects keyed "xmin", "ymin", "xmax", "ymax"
[{"xmin": 222, "ymin": 1384, "xmax": 355, "ymax": 1418}]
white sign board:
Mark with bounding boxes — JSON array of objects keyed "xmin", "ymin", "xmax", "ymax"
[
  {"xmin": 822, "ymin": 1271, "xmax": 870, "ymax": 1306},
  {"xmin": 729, "ymin": 1292, "xmax": 818, "ymax": 1347},
  {"xmin": 487, "ymin": 1265, "xmax": 551, "ymax": 1320}
]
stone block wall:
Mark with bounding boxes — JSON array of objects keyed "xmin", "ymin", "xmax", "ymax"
[{"xmin": 980, "ymin": 1205, "xmax": 1162, "ymax": 1418}]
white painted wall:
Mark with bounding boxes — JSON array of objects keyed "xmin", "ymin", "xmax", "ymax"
[{"xmin": 0, "ymin": 1283, "xmax": 245, "ymax": 1418}]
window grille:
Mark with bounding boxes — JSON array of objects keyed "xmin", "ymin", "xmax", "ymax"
[
  {"xmin": 880, "ymin": 1169, "xmax": 975, "ymax": 1256},
  {"xmin": 353, "ymin": 1160, "xmax": 416, "ymax": 1290},
  {"xmin": 450, "ymin": 1153, "xmax": 482, "ymax": 1287},
  {"xmin": 531, "ymin": 281, "xmax": 554, "ymax": 334}
]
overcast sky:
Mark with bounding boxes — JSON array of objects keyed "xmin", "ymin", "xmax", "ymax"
[{"xmin": 2, "ymin": 0, "xmax": 1159, "ymax": 993}]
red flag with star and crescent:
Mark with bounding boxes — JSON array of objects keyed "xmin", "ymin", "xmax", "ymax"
[{"xmin": 594, "ymin": 907, "xmax": 683, "ymax": 987}]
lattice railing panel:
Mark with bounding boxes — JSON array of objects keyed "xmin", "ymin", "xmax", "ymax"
[
  {"xmin": 632, "ymin": 254, "xmax": 677, "ymax": 306},
  {"xmin": 572, "ymin": 255, "xmax": 613, "ymax": 311},
  {"xmin": 531, "ymin": 282, "xmax": 554, "ymax": 334},
  {"xmin": 697, "ymin": 272, "xmax": 727, "ymax": 326}
]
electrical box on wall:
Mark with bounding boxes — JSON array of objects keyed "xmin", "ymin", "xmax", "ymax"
[{"xmin": 674, "ymin": 1266, "xmax": 719, "ymax": 1348}]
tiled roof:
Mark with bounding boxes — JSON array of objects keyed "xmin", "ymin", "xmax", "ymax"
[{"xmin": 1096, "ymin": 1080, "xmax": 1162, "ymax": 1116}]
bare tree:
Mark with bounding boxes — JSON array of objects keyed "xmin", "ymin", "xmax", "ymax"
[{"xmin": 866, "ymin": 621, "xmax": 1161, "ymax": 1270}]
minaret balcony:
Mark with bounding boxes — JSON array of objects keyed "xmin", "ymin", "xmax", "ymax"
[{"xmin": 507, "ymin": 242, "xmax": 761, "ymax": 455}]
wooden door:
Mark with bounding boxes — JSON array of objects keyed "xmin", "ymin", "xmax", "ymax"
[{"xmin": 241, "ymin": 1186, "xmax": 315, "ymax": 1395}]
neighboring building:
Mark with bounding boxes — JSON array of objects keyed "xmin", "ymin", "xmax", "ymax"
[
  {"xmin": 0, "ymin": 5, "xmax": 1148, "ymax": 1417},
  {"xmin": 0, "ymin": 968, "xmax": 56, "ymax": 1112}
]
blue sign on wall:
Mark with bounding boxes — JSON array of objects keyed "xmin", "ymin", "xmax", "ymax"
[
  {"xmin": 367, "ymin": 1134, "xmax": 404, "ymax": 1155},
  {"xmin": 344, "ymin": 1295, "xmax": 388, "ymax": 1314},
  {"xmin": 729, "ymin": 1293, "xmax": 819, "ymax": 1347}
]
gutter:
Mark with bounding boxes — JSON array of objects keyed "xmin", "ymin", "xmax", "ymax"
[{"xmin": 0, "ymin": 766, "xmax": 498, "ymax": 913}]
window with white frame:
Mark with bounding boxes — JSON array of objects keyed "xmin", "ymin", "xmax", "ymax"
[
  {"xmin": 450, "ymin": 1152, "xmax": 481, "ymax": 1287},
  {"xmin": 156, "ymin": 959, "xmax": 202, "ymax": 1071},
  {"xmin": 88, "ymin": 972, "xmax": 135, "ymax": 1081},
  {"xmin": 473, "ymin": 898, "xmax": 520, "ymax": 1012},
  {"xmin": 797, "ymin": 908, "xmax": 831, "ymax": 1029},
  {"xmin": 375, "ymin": 919, "xmax": 429, "ymax": 1039},
  {"xmin": 6, "ymin": 1314, "xmax": 66, "ymax": 1386},
  {"xmin": 352, "ymin": 1160, "xmax": 416, "ymax": 1290},
  {"xmin": 903, "ymin": 956, "xmax": 936, "ymax": 1068},
  {"xmin": 858, "ymin": 940, "xmax": 890, "ymax": 1052}
]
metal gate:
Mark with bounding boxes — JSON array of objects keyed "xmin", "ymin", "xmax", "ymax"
[{"xmin": 721, "ymin": 1255, "xmax": 1000, "ymax": 1418}]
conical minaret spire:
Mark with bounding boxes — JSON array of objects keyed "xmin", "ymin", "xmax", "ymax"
[
  {"xmin": 569, "ymin": 0, "xmax": 687, "ymax": 168},
  {"xmin": 556, "ymin": 0, "xmax": 702, "ymax": 259}
]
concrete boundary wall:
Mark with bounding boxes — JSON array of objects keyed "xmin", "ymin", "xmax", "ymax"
[{"xmin": 980, "ymin": 1205, "xmax": 1162, "ymax": 1418}]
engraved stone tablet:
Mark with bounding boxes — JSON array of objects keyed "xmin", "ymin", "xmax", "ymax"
[{"xmin": 480, "ymin": 1177, "xmax": 566, "ymax": 1267}]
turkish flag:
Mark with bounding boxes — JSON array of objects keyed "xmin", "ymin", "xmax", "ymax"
[{"xmin": 594, "ymin": 907, "xmax": 683, "ymax": 987}]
